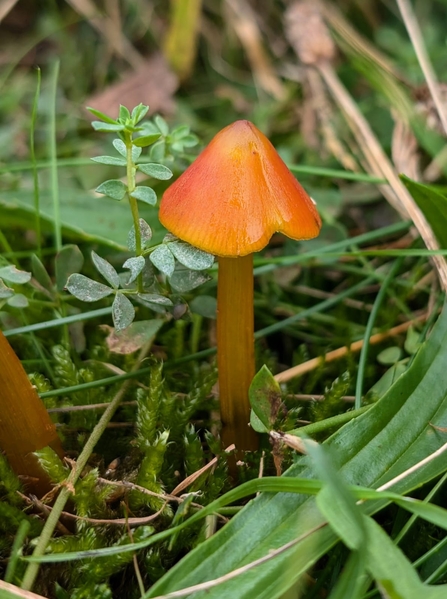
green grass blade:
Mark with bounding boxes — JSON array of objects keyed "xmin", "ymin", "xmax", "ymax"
[
  {"xmin": 355, "ymin": 259, "xmax": 402, "ymax": 408},
  {"xmin": 30, "ymin": 67, "xmax": 42, "ymax": 257},
  {"xmin": 48, "ymin": 60, "xmax": 61, "ymax": 252}
]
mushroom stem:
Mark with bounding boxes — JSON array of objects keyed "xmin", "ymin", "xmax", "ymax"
[
  {"xmin": 217, "ymin": 255, "xmax": 259, "ymax": 453},
  {"xmin": 0, "ymin": 331, "xmax": 64, "ymax": 496}
]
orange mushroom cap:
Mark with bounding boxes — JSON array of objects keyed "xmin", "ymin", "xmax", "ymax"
[{"xmin": 159, "ymin": 120, "xmax": 321, "ymax": 257}]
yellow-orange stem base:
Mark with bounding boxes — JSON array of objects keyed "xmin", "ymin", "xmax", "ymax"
[
  {"xmin": 0, "ymin": 331, "xmax": 64, "ymax": 496},
  {"xmin": 217, "ymin": 255, "xmax": 258, "ymax": 454}
]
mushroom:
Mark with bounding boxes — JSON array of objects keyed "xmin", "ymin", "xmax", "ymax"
[
  {"xmin": 160, "ymin": 120, "xmax": 321, "ymax": 454},
  {"xmin": 0, "ymin": 330, "xmax": 64, "ymax": 496}
]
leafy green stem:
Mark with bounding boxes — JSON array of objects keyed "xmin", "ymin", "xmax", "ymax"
[{"xmin": 125, "ymin": 133, "xmax": 144, "ymax": 293}]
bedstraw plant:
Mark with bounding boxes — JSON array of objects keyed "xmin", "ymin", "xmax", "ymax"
[{"xmin": 66, "ymin": 104, "xmax": 214, "ymax": 331}]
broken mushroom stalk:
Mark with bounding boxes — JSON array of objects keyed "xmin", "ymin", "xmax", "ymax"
[
  {"xmin": 0, "ymin": 330, "xmax": 64, "ymax": 496},
  {"xmin": 160, "ymin": 120, "xmax": 321, "ymax": 456}
]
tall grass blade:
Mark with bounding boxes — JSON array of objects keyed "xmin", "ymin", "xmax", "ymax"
[{"xmin": 30, "ymin": 67, "xmax": 42, "ymax": 257}]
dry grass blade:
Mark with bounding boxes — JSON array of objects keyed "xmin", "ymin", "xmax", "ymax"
[
  {"xmin": 65, "ymin": 0, "xmax": 145, "ymax": 69},
  {"xmin": 0, "ymin": 0, "xmax": 19, "ymax": 24},
  {"xmin": 0, "ymin": 580, "xmax": 48, "ymax": 599},
  {"xmin": 322, "ymin": 0, "xmax": 408, "ymax": 85},
  {"xmin": 317, "ymin": 61, "xmax": 447, "ymax": 291},
  {"xmin": 396, "ymin": 0, "xmax": 447, "ymax": 136},
  {"xmin": 170, "ymin": 444, "xmax": 235, "ymax": 496},
  {"xmin": 377, "ymin": 440, "xmax": 447, "ymax": 492},
  {"xmin": 305, "ymin": 68, "xmax": 361, "ymax": 172},
  {"xmin": 225, "ymin": 0, "xmax": 285, "ymax": 99},
  {"xmin": 285, "ymin": 0, "xmax": 447, "ymax": 292}
]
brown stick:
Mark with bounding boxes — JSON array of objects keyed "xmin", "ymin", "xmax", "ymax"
[
  {"xmin": 217, "ymin": 255, "xmax": 258, "ymax": 454},
  {"xmin": 0, "ymin": 331, "xmax": 64, "ymax": 496},
  {"xmin": 274, "ymin": 315, "xmax": 426, "ymax": 384}
]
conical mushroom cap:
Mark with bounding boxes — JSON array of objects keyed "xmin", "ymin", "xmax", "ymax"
[{"xmin": 159, "ymin": 120, "xmax": 321, "ymax": 257}]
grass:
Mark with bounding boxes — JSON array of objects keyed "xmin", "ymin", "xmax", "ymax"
[{"xmin": 1, "ymin": 1, "xmax": 447, "ymax": 598}]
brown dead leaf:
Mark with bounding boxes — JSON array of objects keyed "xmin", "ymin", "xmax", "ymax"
[
  {"xmin": 270, "ymin": 430, "xmax": 307, "ymax": 454},
  {"xmin": 285, "ymin": 1, "xmax": 335, "ymax": 66},
  {"xmin": 0, "ymin": 0, "xmax": 20, "ymax": 25},
  {"xmin": 85, "ymin": 54, "xmax": 178, "ymax": 118},
  {"xmin": 100, "ymin": 319, "xmax": 163, "ymax": 355},
  {"xmin": 392, "ymin": 115, "xmax": 420, "ymax": 181}
]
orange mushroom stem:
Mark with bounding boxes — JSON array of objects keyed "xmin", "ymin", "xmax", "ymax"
[
  {"xmin": 160, "ymin": 120, "xmax": 321, "ymax": 454},
  {"xmin": 0, "ymin": 331, "xmax": 64, "ymax": 496}
]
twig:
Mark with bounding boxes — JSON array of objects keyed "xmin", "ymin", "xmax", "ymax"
[
  {"xmin": 274, "ymin": 314, "xmax": 426, "ymax": 384},
  {"xmin": 125, "ymin": 506, "xmax": 146, "ymax": 596},
  {"xmin": 28, "ymin": 496, "xmax": 71, "ymax": 536},
  {"xmin": 39, "ymin": 503, "xmax": 167, "ymax": 528},
  {"xmin": 97, "ymin": 478, "xmax": 227, "ymax": 522},
  {"xmin": 98, "ymin": 478, "xmax": 181, "ymax": 503}
]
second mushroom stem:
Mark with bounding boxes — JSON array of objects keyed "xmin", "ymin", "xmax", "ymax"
[{"xmin": 217, "ymin": 255, "xmax": 259, "ymax": 454}]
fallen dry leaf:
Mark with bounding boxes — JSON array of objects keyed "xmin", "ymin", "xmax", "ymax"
[
  {"xmin": 85, "ymin": 53, "xmax": 178, "ymax": 118},
  {"xmin": 100, "ymin": 319, "xmax": 164, "ymax": 354}
]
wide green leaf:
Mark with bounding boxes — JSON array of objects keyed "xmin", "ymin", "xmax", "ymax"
[
  {"xmin": 363, "ymin": 517, "xmax": 447, "ymax": 598},
  {"xmin": 148, "ymin": 303, "xmax": 447, "ymax": 598},
  {"xmin": 249, "ymin": 365, "xmax": 281, "ymax": 433},
  {"xmin": 0, "ymin": 188, "xmax": 166, "ymax": 250},
  {"xmin": 401, "ymin": 175, "xmax": 447, "ymax": 248},
  {"xmin": 327, "ymin": 551, "xmax": 368, "ymax": 599},
  {"xmin": 309, "ymin": 442, "xmax": 366, "ymax": 551}
]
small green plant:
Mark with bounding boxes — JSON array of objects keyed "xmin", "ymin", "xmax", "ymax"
[
  {"xmin": 66, "ymin": 104, "xmax": 214, "ymax": 331},
  {"xmin": 0, "ymin": 263, "xmax": 32, "ymax": 309}
]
